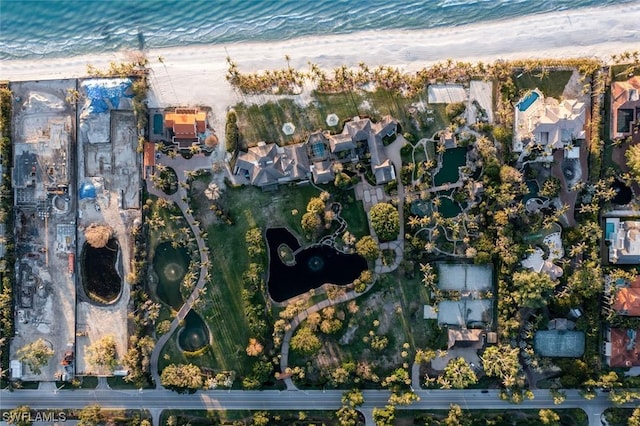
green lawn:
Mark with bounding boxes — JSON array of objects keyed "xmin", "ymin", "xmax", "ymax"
[
  {"xmin": 611, "ymin": 63, "xmax": 640, "ymax": 82},
  {"xmin": 413, "ymin": 144, "xmax": 428, "ymax": 164},
  {"xmin": 339, "ymin": 196, "xmax": 369, "ymax": 238},
  {"xmin": 513, "ymin": 70, "xmax": 573, "ymax": 99},
  {"xmin": 429, "ymin": 104, "xmax": 450, "ymax": 136},
  {"xmin": 80, "ymin": 376, "xmax": 98, "ymax": 389},
  {"xmin": 390, "ymin": 268, "xmax": 444, "ymax": 350},
  {"xmin": 234, "ymin": 88, "xmax": 437, "ymax": 148},
  {"xmin": 195, "ymin": 184, "xmax": 323, "ymax": 374},
  {"xmin": 106, "ymin": 376, "xmax": 154, "ymax": 390}
]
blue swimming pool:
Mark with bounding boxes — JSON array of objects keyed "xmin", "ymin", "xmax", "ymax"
[
  {"xmin": 517, "ymin": 91, "xmax": 540, "ymax": 112},
  {"xmin": 606, "ymin": 222, "xmax": 615, "ymax": 238}
]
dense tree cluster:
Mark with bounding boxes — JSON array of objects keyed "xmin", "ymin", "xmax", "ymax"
[
  {"xmin": 355, "ymin": 235, "xmax": 380, "ymax": 261},
  {"xmin": 160, "ymin": 363, "xmax": 203, "ymax": 391},
  {"xmin": 121, "ymin": 336, "xmax": 154, "ymax": 385},
  {"xmin": 17, "ymin": 338, "xmax": 54, "ymax": 375},
  {"xmin": 225, "ymin": 110, "xmax": 240, "ymax": 153},
  {"xmin": 625, "ymin": 142, "xmax": 640, "ymax": 183},
  {"xmin": 245, "ymin": 227, "xmax": 265, "ymax": 258},
  {"xmin": 369, "ymin": 202, "xmax": 400, "ymax": 241},
  {"xmin": 290, "ymin": 326, "xmax": 321, "ymax": 355},
  {"xmin": 510, "ymin": 270, "xmax": 557, "ymax": 309},
  {"xmin": 0, "ymin": 88, "xmax": 16, "ymax": 375},
  {"xmin": 301, "ymin": 194, "xmax": 330, "ymax": 236},
  {"xmin": 481, "ymin": 344, "xmax": 521, "ymax": 388},
  {"xmin": 85, "ymin": 335, "xmax": 119, "ymax": 373},
  {"xmin": 437, "ymin": 357, "xmax": 477, "ymax": 389}
]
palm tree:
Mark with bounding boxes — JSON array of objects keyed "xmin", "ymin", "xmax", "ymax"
[
  {"xmin": 204, "ymin": 182, "xmax": 221, "ymax": 201},
  {"xmin": 408, "ymin": 216, "xmax": 421, "ymax": 229}
]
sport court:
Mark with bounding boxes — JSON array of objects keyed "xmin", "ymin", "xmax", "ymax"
[
  {"xmin": 437, "ymin": 263, "xmax": 492, "ymax": 292},
  {"xmin": 534, "ymin": 330, "xmax": 585, "ymax": 358}
]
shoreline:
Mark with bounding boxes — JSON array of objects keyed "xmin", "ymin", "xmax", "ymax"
[{"xmin": 1, "ymin": 2, "xmax": 639, "ymax": 111}]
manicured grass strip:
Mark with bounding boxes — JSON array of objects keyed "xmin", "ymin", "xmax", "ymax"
[{"xmin": 512, "ymin": 70, "xmax": 573, "ymax": 99}]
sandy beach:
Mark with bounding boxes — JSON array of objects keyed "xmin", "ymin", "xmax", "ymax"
[{"xmin": 2, "ymin": 2, "xmax": 639, "ymax": 113}]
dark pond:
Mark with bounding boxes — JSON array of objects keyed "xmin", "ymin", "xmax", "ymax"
[
  {"xmin": 153, "ymin": 242, "xmax": 190, "ymax": 309},
  {"xmin": 266, "ymin": 228, "xmax": 367, "ymax": 302},
  {"xmin": 82, "ymin": 238, "xmax": 121, "ymax": 303},
  {"xmin": 178, "ymin": 310, "xmax": 210, "ymax": 352},
  {"xmin": 434, "ymin": 147, "xmax": 467, "ymax": 186},
  {"xmin": 611, "ymin": 178, "xmax": 632, "ymax": 205},
  {"xmin": 523, "ymin": 179, "xmax": 540, "ymax": 203},
  {"xmin": 437, "ymin": 196, "xmax": 462, "ymax": 218}
]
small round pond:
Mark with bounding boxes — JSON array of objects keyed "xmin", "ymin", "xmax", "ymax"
[
  {"xmin": 266, "ymin": 228, "xmax": 367, "ymax": 302},
  {"xmin": 611, "ymin": 178, "xmax": 632, "ymax": 205},
  {"xmin": 437, "ymin": 196, "xmax": 462, "ymax": 218},
  {"xmin": 81, "ymin": 238, "xmax": 121, "ymax": 304},
  {"xmin": 178, "ymin": 310, "xmax": 210, "ymax": 352},
  {"xmin": 153, "ymin": 242, "xmax": 190, "ymax": 309}
]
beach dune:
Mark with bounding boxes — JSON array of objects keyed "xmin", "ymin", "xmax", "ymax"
[{"xmin": 1, "ymin": 2, "xmax": 639, "ymax": 111}]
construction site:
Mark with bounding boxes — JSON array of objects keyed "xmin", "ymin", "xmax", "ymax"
[
  {"xmin": 75, "ymin": 78, "xmax": 139, "ymax": 375},
  {"xmin": 9, "ymin": 77, "xmax": 141, "ymax": 380},
  {"xmin": 10, "ymin": 79, "xmax": 77, "ymax": 381}
]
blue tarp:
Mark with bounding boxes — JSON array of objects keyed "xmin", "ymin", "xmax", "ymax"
[
  {"xmin": 82, "ymin": 78, "xmax": 133, "ymax": 114},
  {"xmin": 79, "ymin": 182, "xmax": 96, "ymax": 200}
]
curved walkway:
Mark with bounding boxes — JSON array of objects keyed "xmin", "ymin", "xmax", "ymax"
[
  {"xmin": 147, "ymin": 152, "xmax": 213, "ymax": 388},
  {"xmin": 279, "ymin": 284, "xmax": 376, "ymax": 390}
]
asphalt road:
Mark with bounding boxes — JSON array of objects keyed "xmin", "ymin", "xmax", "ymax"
[{"xmin": 0, "ymin": 387, "xmax": 634, "ymax": 425}]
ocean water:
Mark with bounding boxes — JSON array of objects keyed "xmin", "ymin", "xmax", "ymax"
[{"xmin": 0, "ymin": 0, "xmax": 634, "ymax": 60}]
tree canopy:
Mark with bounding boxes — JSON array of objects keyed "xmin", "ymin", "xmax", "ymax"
[
  {"xmin": 290, "ymin": 326, "xmax": 321, "ymax": 355},
  {"xmin": 160, "ymin": 363, "xmax": 203, "ymax": 390},
  {"xmin": 369, "ymin": 203, "xmax": 400, "ymax": 241},
  {"xmin": 78, "ymin": 405, "xmax": 103, "ymax": 426},
  {"xmin": 355, "ymin": 235, "xmax": 380, "ymax": 261},
  {"xmin": 438, "ymin": 357, "xmax": 477, "ymax": 389},
  {"xmin": 85, "ymin": 335, "xmax": 118, "ymax": 372},
  {"xmin": 511, "ymin": 270, "xmax": 557, "ymax": 308},
  {"xmin": 17, "ymin": 338, "xmax": 54, "ymax": 375},
  {"xmin": 481, "ymin": 344, "xmax": 521, "ymax": 388},
  {"xmin": 626, "ymin": 143, "xmax": 640, "ymax": 182}
]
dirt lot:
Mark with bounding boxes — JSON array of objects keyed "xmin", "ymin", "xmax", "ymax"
[{"xmin": 74, "ymin": 78, "xmax": 140, "ymax": 375}]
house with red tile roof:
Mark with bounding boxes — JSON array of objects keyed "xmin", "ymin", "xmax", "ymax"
[
  {"xmin": 606, "ymin": 328, "xmax": 640, "ymax": 368},
  {"xmin": 610, "ymin": 76, "xmax": 640, "ymax": 142},
  {"xmin": 613, "ymin": 287, "xmax": 640, "ymax": 316},
  {"xmin": 164, "ymin": 108, "xmax": 207, "ymax": 148},
  {"xmin": 605, "ymin": 277, "xmax": 640, "ymax": 367}
]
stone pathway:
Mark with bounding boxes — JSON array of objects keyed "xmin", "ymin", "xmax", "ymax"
[
  {"xmin": 96, "ymin": 376, "xmax": 111, "ymax": 390},
  {"xmin": 411, "ymin": 362, "xmax": 422, "ymax": 390}
]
